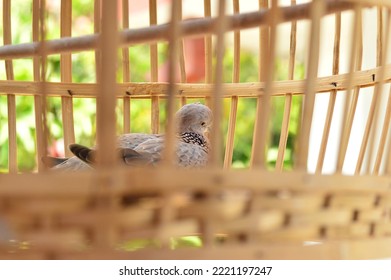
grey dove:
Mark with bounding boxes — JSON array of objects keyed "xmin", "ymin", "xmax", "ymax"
[{"xmin": 43, "ymin": 102, "xmax": 213, "ymax": 171}]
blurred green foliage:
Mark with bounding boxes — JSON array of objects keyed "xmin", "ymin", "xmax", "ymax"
[{"xmin": 0, "ymin": 0, "xmax": 304, "ymax": 173}]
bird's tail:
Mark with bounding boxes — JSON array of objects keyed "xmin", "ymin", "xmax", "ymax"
[
  {"xmin": 69, "ymin": 143, "xmax": 152, "ymax": 166},
  {"xmin": 69, "ymin": 143, "xmax": 95, "ymax": 164}
]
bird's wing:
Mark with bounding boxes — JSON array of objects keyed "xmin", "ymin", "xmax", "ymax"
[
  {"xmin": 134, "ymin": 137, "xmax": 208, "ymax": 167},
  {"xmin": 117, "ymin": 133, "xmax": 159, "ymax": 149},
  {"xmin": 176, "ymin": 142, "xmax": 208, "ymax": 167},
  {"xmin": 134, "ymin": 136, "xmax": 164, "ymax": 153},
  {"xmin": 52, "ymin": 156, "xmax": 93, "ymax": 171},
  {"xmin": 41, "ymin": 156, "xmax": 68, "ymax": 168},
  {"xmin": 120, "ymin": 148, "xmax": 155, "ymax": 166},
  {"xmin": 133, "ymin": 137, "xmax": 165, "ymax": 164}
]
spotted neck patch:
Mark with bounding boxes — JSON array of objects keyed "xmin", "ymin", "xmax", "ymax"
[{"xmin": 181, "ymin": 132, "xmax": 209, "ymax": 151}]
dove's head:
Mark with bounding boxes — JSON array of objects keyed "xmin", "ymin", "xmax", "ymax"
[{"xmin": 176, "ymin": 102, "xmax": 213, "ymax": 136}]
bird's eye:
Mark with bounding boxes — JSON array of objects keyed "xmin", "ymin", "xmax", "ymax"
[{"xmin": 201, "ymin": 122, "xmax": 206, "ymax": 126}]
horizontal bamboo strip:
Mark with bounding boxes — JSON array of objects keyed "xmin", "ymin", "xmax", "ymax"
[
  {"xmin": 7, "ymin": 198, "xmax": 87, "ymax": 214},
  {"xmin": 217, "ymin": 210, "xmax": 285, "ymax": 233},
  {"xmin": 289, "ymin": 209, "xmax": 352, "ymax": 226},
  {"xmin": 18, "ymin": 230, "xmax": 87, "ymax": 250},
  {"xmin": 1, "ymin": 65, "xmax": 390, "ymax": 97},
  {"xmin": 1, "ymin": 169, "xmax": 391, "ymax": 195},
  {"xmin": 11, "ymin": 236, "xmax": 391, "ymax": 260},
  {"xmin": 374, "ymin": 223, "xmax": 391, "ymax": 236},
  {"xmin": 330, "ymin": 194, "xmax": 377, "ymax": 208},
  {"xmin": 258, "ymin": 225, "xmax": 319, "ymax": 242},
  {"xmin": 253, "ymin": 194, "xmax": 324, "ymax": 212},
  {"xmin": 358, "ymin": 208, "xmax": 385, "ymax": 222},
  {"xmin": 0, "ymin": 0, "xmax": 356, "ymax": 60},
  {"xmin": 347, "ymin": 0, "xmax": 391, "ymax": 6},
  {"xmin": 326, "ymin": 223, "xmax": 371, "ymax": 238}
]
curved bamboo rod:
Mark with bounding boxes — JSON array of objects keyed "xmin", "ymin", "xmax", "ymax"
[
  {"xmin": 315, "ymin": 12, "xmax": 341, "ymax": 174},
  {"xmin": 1, "ymin": 65, "xmax": 390, "ymax": 98},
  {"xmin": 0, "ymin": 0, "xmax": 356, "ymax": 60},
  {"xmin": 296, "ymin": 0, "xmax": 325, "ymax": 170},
  {"xmin": 335, "ymin": 5, "xmax": 363, "ymax": 173}
]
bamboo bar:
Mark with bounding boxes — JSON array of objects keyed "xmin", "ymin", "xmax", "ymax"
[
  {"xmin": 369, "ymin": 8, "xmax": 390, "ymax": 174},
  {"xmin": 3, "ymin": 0, "xmax": 17, "ymax": 173},
  {"xmin": 316, "ymin": 12, "xmax": 341, "ymax": 173},
  {"xmin": 178, "ymin": 0, "xmax": 187, "ymax": 106},
  {"xmin": 209, "ymin": 0, "xmax": 227, "ymax": 167},
  {"xmin": 158, "ymin": 0, "xmax": 182, "ymax": 248},
  {"xmin": 223, "ymin": 0, "xmax": 240, "ymax": 169},
  {"xmin": 204, "ymin": 0, "xmax": 212, "ymax": 109},
  {"xmin": 93, "ymin": 0, "xmax": 119, "ymax": 249},
  {"xmin": 60, "ymin": 0, "xmax": 76, "ymax": 157},
  {"xmin": 354, "ymin": 29, "xmax": 388, "ymax": 174},
  {"xmin": 122, "ymin": 0, "xmax": 131, "ymax": 134},
  {"xmin": 336, "ymin": 5, "xmax": 363, "ymax": 173},
  {"xmin": 32, "ymin": 0, "xmax": 49, "ymax": 172},
  {"xmin": 204, "ymin": 0, "xmax": 212, "ymax": 85},
  {"xmin": 94, "ymin": 0, "xmax": 101, "ymax": 82},
  {"xmin": 376, "ymin": 86, "xmax": 391, "ymax": 174},
  {"xmin": 253, "ymin": 0, "xmax": 279, "ymax": 168},
  {"xmin": 177, "ymin": 0, "xmax": 186, "ymax": 84},
  {"xmin": 162, "ymin": 0, "xmax": 181, "ymax": 167},
  {"xmin": 366, "ymin": 6, "xmax": 385, "ymax": 173},
  {"xmin": 296, "ymin": 0, "xmax": 325, "ymax": 170},
  {"xmin": 276, "ymin": 0, "xmax": 297, "ymax": 171},
  {"xmin": 95, "ymin": 0, "xmax": 118, "ymax": 167},
  {"xmin": 366, "ymin": 10, "xmax": 391, "ymax": 174},
  {"xmin": 149, "ymin": 0, "xmax": 160, "ymax": 134},
  {"xmin": 250, "ymin": 0, "xmax": 269, "ymax": 168}
]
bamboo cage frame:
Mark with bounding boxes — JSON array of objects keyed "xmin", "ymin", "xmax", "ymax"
[{"xmin": 1, "ymin": 0, "xmax": 391, "ymax": 260}]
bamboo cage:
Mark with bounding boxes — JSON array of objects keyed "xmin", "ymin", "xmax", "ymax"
[{"xmin": 1, "ymin": 0, "xmax": 391, "ymax": 260}]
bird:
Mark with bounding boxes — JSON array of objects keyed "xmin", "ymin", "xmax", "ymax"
[{"xmin": 43, "ymin": 102, "xmax": 213, "ymax": 171}]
